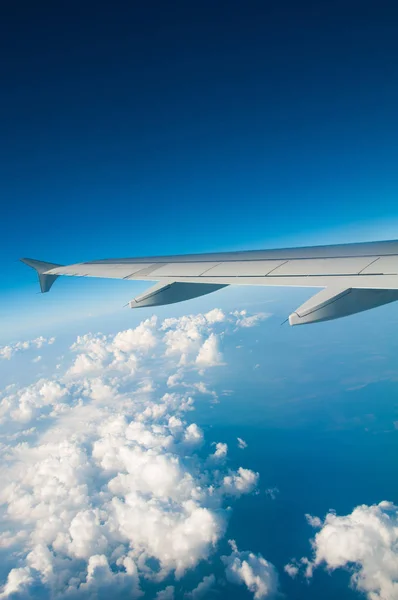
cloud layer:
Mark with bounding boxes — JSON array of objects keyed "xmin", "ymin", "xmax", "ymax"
[{"xmin": 0, "ymin": 309, "xmax": 272, "ymax": 599}]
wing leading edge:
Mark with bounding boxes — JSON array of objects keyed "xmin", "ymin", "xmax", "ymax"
[{"xmin": 21, "ymin": 239, "xmax": 398, "ymax": 325}]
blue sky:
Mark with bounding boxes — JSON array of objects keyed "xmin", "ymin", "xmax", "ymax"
[{"xmin": 1, "ymin": 0, "xmax": 398, "ymax": 339}]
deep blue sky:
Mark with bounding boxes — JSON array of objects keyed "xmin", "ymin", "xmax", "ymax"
[{"xmin": 2, "ymin": 0, "xmax": 398, "ymax": 334}]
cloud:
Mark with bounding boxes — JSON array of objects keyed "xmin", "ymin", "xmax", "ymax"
[
  {"xmin": 196, "ymin": 333, "xmax": 223, "ymax": 367},
  {"xmin": 0, "ymin": 567, "xmax": 33, "ymax": 598},
  {"xmin": 65, "ymin": 307, "xmax": 267, "ymax": 379},
  {"xmin": 284, "ymin": 563, "xmax": 299, "ymax": 578},
  {"xmin": 0, "ymin": 336, "xmax": 55, "ymax": 360},
  {"xmin": 0, "ymin": 379, "xmax": 67, "ymax": 424},
  {"xmin": 305, "ymin": 513, "xmax": 322, "ymax": 528},
  {"xmin": 67, "ymin": 317, "xmax": 158, "ymax": 376},
  {"xmin": 231, "ymin": 310, "xmax": 269, "ymax": 328},
  {"xmin": 203, "ymin": 308, "xmax": 225, "ymax": 324},
  {"xmin": 265, "ymin": 487, "xmax": 279, "ymax": 501},
  {"xmin": 161, "ymin": 312, "xmax": 224, "ymax": 366},
  {"xmin": 237, "ymin": 437, "xmax": 247, "ymax": 449},
  {"xmin": 75, "ymin": 553, "xmax": 143, "ymax": 599},
  {"xmin": 210, "ymin": 442, "xmax": 228, "ymax": 462},
  {"xmin": 156, "ymin": 586, "xmax": 175, "ymax": 599},
  {"xmin": 222, "ymin": 540, "xmax": 279, "ymax": 599},
  {"xmin": 186, "ymin": 574, "xmax": 216, "ymax": 598},
  {"xmin": 294, "ymin": 501, "xmax": 398, "ymax": 600},
  {"xmin": 0, "ymin": 308, "xmax": 267, "ymax": 598},
  {"xmin": 166, "ymin": 375, "xmax": 218, "ymax": 403},
  {"xmin": 183, "ymin": 422, "xmax": 204, "ymax": 446},
  {"xmin": 68, "ymin": 311, "xmax": 232, "ymax": 376},
  {"xmin": 223, "ymin": 467, "xmax": 259, "ymax": 496},
  {"xmin": 112, "ymin": 317, "xmax": 158, "ymax": 353},
  {"xmin": 160, "ymin": 308, "xmax": 268, "ymax": 367}
]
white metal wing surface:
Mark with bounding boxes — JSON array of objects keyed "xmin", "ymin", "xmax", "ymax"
[{"xmin": 21, "ymin": 239, "xmax": 398, "ymax": 325}]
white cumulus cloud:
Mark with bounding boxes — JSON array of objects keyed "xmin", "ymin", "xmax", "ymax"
[
  {"xmin": 294, "ymin": 501, "xmax": 398, "ymax": 600},
  {"xmin": 210, "ymin": 442, "xmax": 228, "ymax": 462},
  {"xmin": 187, "ymin": 573, "xmax": 216, "ymax": 598},
  {"xmin": 222, "ymin": 540, "xmax": 279, "ymax": 599},
  {"xmin": 196, "ymin": 333, "xmax": 223, "ymax": 367},
  {"xmin": 223, "ymin": 467, "xmax": 259, "ymax": 496},
  {"xmin": 0, "ymin": 308, "xmax": 268, "ymax": 599}
]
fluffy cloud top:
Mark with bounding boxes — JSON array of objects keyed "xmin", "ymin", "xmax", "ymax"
[
  {"xmin": 195, "ymin": 333, "xmax": 223, "ymax": 367},
  {"xmin": 210, "ymin": 442, "xmax": 228, "ymax": 462},
  {"xmin": 223, "ymin": 467, "xmax": 259, "ymax": 496},
  {"xmin": 155, "ymin": 586, "xmax": 175, "ymax": 599},
  {"xmin": 0, "ymin": 308, "xmax": 267, "ymax": 599},
  {"xmin": 187, "ymin": 574, "xmax": 216, "ymax": 598},
  {"xmin": 222, "ymin": 540, "xmax": 279, "ymax": 599},
  {"xmin": 291, "ymin": 501, "xmax": 398, "ymax": 600}
]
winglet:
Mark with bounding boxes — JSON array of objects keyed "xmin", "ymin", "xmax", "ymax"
[{"xmin": 20, "ymin": 258, "xmax": 63, "ymax": 293}]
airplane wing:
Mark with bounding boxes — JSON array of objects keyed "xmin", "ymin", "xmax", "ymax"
[{"xmin": 21, "ymin": 239, "xmax": 398, "ymax": 325}]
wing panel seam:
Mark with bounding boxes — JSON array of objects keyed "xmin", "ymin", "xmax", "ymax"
[{"xmin": 358, "ymin": 256, "xmax": 380, "ymax": 274}]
